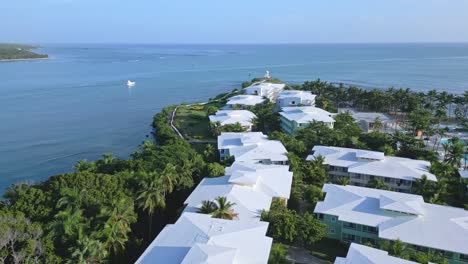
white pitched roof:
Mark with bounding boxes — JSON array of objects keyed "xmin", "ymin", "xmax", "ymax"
[
  {"xmin": 315, "ymin": 184, "xmax": 468, "ymax": 255},
  {"xmin": 335, "ymin": 243, "xmax": 418, "ymax": 264},
  {"xmin": 280, "ymin": 106, "xmax": 335, "ymax": 123},
  {"xmin": 245, "ymin": 83, "xmax": 285, "ymax": 96},
  {"xmin": 226, "ymin": 161, "xmax": 293, "ymax": 199},
  {"xmin": 218, "ymin": 132, "xmax": 288, "ymax": 162},
  {"xmin": 136, "ymin": 212, "xmax": 272, "ymax": 264},
  {"xmin": 209, "ymin": 110, "xmax": 256, "ymax": 127},
  {"xmin": 227, "ymin": 95, "xmax": 266, "ymax": 106},
  {"xmin": 184, "ymin": 176, "xmax": 272, "ymax": 220},
  {"xmin": 339, "ymin": 109, "xmax": 393, "ymax": 123},
  {"xmin": 277, "ymin": 90, "xmax": 316, "ymax": 101},
  {"xmin": 307, "ymin": 146, "xmax": 437, "ymax": 182},
  {"xmin": 218, "ymin": 132, "xmax": 268, "ymax": 149}
]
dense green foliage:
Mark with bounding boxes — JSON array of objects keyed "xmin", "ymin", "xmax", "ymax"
[
  {"xmin": 0, "ymin": 44, "xmax": 48, "ymax": 60},
  {"xmin": 0, "ymin": 106, "xmax": 221, "ymax": 263}
]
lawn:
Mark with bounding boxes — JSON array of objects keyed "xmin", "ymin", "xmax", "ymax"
[
  {"xmin": 174, "ymin": 105, "xmax": 213, "ymax": 140},
  {"xmin": 307, "ymin": 238, "xmax": 349, "ymax": 263}
]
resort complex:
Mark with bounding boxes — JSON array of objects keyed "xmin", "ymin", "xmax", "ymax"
[
  {"xmin": 209, "ymin": 110, "xmax": 257, "ymax": 131},
  {"xmin": 280, "ymin": 106, "xmax": 335, "ymax": 134},
  {"xmin": 315, "ymin": 184, "xmax": 468, "ymax": 264},
  {"xmin": 137, "ymin": 131, "xmax": 294, "ymax": 263},
  {"xmin": 307, "ymin": 146, "xmax": 437, "ymax": 192}
]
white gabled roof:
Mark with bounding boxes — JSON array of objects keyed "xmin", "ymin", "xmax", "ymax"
[
  {"xmin": 339, "ymin": 109, "xmax": 393, "ymax": 123},
  {"xmin": 226, "ymin": 161, "xmax": 293, "ymax": 199},
  {"xmin": 184, "ymin": 176, "xmax": 272, "ymax": 220},
  {"xmin": 136, "ymin": 212, "xmax": 272, "ymax": 264},
  {"xmin": 277, "ymin": 90, "xmax": 316, "ymax": 101},
  {"xmin": 218, "ymin": 132, "xmax": 268, "ymax": 149},
  {"xmin": 335, "ymin": 243, "xmax": 418, "ymax": 264},
  {"xmin": 307, "ymin": 146, "xmax": 437, "ymax": 182},
  {"xmin": 227, "ymin": 95, "xmax": 266, "ymax": 106},
  {"xmin": 209, "ymin": 110, "xmax": 256, "ymax": 127},
  {"xmin": 218, "ymin": 132, "xmax": 288, "ymax": 162},
  {"xmin": 181, "ymin": 244, "xmax": 236, "ymax": 264},
  {"xmin": 315, "ymin": 184, "xmax": 468, "ymax": 255},
  {"xmin": 245, "ymin": 83, "xmax": 285, "ymax": 95},
  {"xmin": 280, "ymin": 106, "xmax": 335, "ymax": 124}
]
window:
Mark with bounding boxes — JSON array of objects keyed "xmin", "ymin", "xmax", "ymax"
[
  {"xmin": 342, "ymin": 233, "xmax": 356, "ymax": 242},
  {"xmin": 331, "ymin": 216, "xmax": 337, "ymax": 222},
  {"xmin": 329, "ymin": 228, "xmax": 335, "ymax": 234},
  {"xmin": 384, "ymin": 177, "xmax": 391, "ymax": 183},
  {"xmin": 317, "ymin": 213, "xmax": 324, "ymax": 220},
  {"xmin": 362, "ymin": 226, "xmax": 378, "ymax": 234},
  {"xmin": 343, "ymin": 222, "xmax": 357, "ymax": 230},
  {"xmin": 460, "ymin": 254, "xmax": 468, "ymax": 261}
]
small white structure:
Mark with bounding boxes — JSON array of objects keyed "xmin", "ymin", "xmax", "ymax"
[
  {"xmin": 315, "ymin": 184, "xmax": 468, "ymax": 262},
  {"xmin": 226, "ymin": 161, "xmax": 293, "ymax": 200},
  {"xmin": 209, "ymin": 110, "xmax": 257, "ymax": 131},
  {"xmin": 217, "ymin": 132, "xmax": 288, "ymax": 165},
  {"xmin": 280, "ymin": 106, "xmax": 335, "ymax": 134},
  {"xmin": 226, "ymin": 95, "xmax": 266, "ymax": 109},
  {"xmin": 136, "ymin": 212, "xmax": 272, "ymax": 264},
  {"xmin": 335, "ymin": 243, "xmax": 418, "ymax": 264},
  {"xmin": 339, "ymin": 109, "xmax": 395, "ymax": 133},
  {"xmin": 276, "ymin": 90, "xmax": 316, "ymax": 109},
  {"xmin": 184, "ymin": 175, "xmax": 272, "ymax": 220},
  {"xmin": 245, "ymin": 83, "xmax": 285, "ymax": 101},
  {"xmin": 307, "ymin": 146, "xmax": 437, "ymax": 192}
]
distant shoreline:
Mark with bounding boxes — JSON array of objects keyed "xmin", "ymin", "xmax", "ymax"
[{"xmin": 0, "ymin": 57, "xmax": 49, "ymax": 62}]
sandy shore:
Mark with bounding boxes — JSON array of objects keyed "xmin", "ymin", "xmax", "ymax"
[{"xmin": 0, "ymin": 57, "xmax": 49, "ymax": 62}]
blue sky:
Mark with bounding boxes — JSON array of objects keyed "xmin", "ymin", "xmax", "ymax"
[{"xmin": 3, "ymin": 0, "xmax": 468, "ymax": 44}]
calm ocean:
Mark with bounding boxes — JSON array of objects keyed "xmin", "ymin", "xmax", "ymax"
[{"xmin": 1, "ymin": 44, "xmax": 468, "ymax": 190}]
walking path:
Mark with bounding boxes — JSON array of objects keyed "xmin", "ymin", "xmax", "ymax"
[{"xmin": 286, "ymin": 246, "xmax": 325, "ymax": 264}]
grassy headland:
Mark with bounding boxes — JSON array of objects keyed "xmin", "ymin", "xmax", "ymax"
[{"xmin": 0, "ymin": 43, "xmax": 48, "ymax": 61}]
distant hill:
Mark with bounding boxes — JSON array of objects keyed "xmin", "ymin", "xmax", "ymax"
[{"xmin": 0, "ymin": 44, "xmax": 48, "ymax": 61}]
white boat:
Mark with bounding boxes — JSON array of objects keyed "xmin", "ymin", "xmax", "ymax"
[{"xmin": 127, "ymin": 80, "xmax": 136, "ymax": 87}]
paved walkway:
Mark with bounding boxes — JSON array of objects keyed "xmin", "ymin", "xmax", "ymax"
[{"xmin": 286, "ymin": 246, "xmax": 325, "ymax": 264}]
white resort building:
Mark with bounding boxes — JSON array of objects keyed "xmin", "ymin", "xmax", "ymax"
[
  {"xmin": 276, "ymin": 90, "xmax": 316, "ymax": 110},
  {"xmin": 209, "ymin": 110, "xmax": 257, "ymax": 131},
  {"xmin": 136, "ymin": 212, "xmax": 272, "ymax": 264},
  {"xmin": 183, "ymin": 175, "xmax": 273, "ymax": 220},
  {"xmin": 225, "ymin": 162, "xmax": 293, "ymax": 200},
  {"xmin": 217, "ymin": 132, "xmax": 288, "ymax": 165},
  {"xmin": 280, "ymin": 106, "xmax": 335, "ymax": 135},
  {"xmin": 226, "ymin": 95, "xmax": 266, "ymax": 109},
  {"xmin": 335, "ymin": 243, "xmax": 418, "ymax": 264},
  {"xmin": 244, "ymin": 83, "xmax": 285, "ymax": 101},
  {"xmin": 307, "ymin": 146, "xmax": 437, "ymax": 192},
  {"xmin": 315, "ymin": 184, "xmax": 468, "ymax": 264},
  {"xmin": 339, "ymin": 109, "xmax": 396, "ymax": 133}
]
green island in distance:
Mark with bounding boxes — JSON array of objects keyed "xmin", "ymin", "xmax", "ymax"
[{"xmin": 0, "ymin": 43, "xmax": 49, "ymax": 61}]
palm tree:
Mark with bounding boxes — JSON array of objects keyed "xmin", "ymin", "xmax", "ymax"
[
  {"xmin": 197, "ymin": 200, "xmax": 217, "ymax": 214},
  {"xmin": 203, "ymin": 144, "xmax": 216, "ymax": 161},
  {"xmin": 136, "ymin": 172, "xmax": 166, "ymax": 238},
  {"xmin": 388, "ymin": 239, "xmax": 409, "ymax": 259},
  {"xmin": 373, "ymin": 116, "xmax": 383, "ymax": 131},
  {"xmin": 198, "ymin": 196, "xmax": 238, "ymax": 220},
  {"xmin": 48, "ymin": 208, "xmax": 86, "ymax": 243},
  {"xmin": 337, "ymin": 177, "xmax": 349, "ymax": 186},
  {"xmin": 211, "ymin": 196, "xmax": 238, "ymax": 220},
  {"xmin": 73, "ymin": 160, "xmax": 90, "ymax": 172},
  {"xmin": 69, "ymin": 236, "xmax": 108, "ymax": 264},
  {"xmin": 56, "ymin": 188, "xmax": 85, "ymax": 212},
  {"xmin": 99, "ymin": 198, "xmax": 137, "ymax": 254},
  {"xmin": 443, "ymin": 137, "xmax": 466, "ymax": 168},
  {"xmin": 102, "ymin": 153, "xmax": 116, "ymax": 165}
]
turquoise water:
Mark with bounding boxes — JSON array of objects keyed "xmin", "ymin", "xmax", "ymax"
[{"xmin": 1, "ymin": 44, "xmax": 468, "ymax": 191}]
